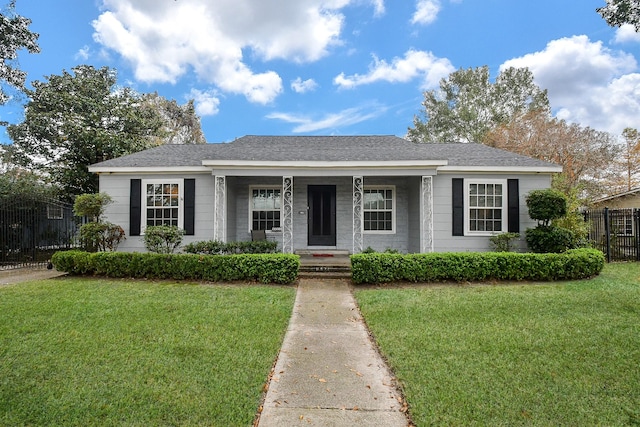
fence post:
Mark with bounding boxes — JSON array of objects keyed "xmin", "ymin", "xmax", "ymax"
[
  {"xmin": 604, "ymin": 207, "xmax": 611, "ymax": 263},
  {"xmin": 635, "ymin": 208, "xmax": 640, "ymax": 262}
]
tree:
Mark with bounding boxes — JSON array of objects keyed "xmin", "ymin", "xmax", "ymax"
[
  {"xmin": 612, "ymin": 127, "xmax": 640, "ymax": 192},
  {"xmin": 597, "ymin": 0, "xmax": 640, "ymax": 31},
  {"xmin": 142, "ymin": 93, "xmax": 206, "ymax": 145},
  {"xmin": 407, "ymin": 66, "xmax": 550, "ymax": 143},
  {"xmin": 0, "ymin": 0, "xmax": 39, "ymax": 108},
  {"xmin": 484, "ymin": 110, "xmax": 619, "ymax": 200},
  {"xmin": 7, "ymin": 65, "xmax": 164, "ymax": 198}
]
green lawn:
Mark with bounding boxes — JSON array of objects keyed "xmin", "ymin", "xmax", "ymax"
[
  {"xmin": 356, "ymin": 263, "xmax": 640, "ymax": 426},
  {"xmin": 0, "ymin": 278, "xmax": 295, "ymax": 426}
]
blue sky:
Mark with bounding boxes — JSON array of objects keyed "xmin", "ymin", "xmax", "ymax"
[{"xmin": 2, "ymin": 0, "xmax": 639, "ymax": 143}]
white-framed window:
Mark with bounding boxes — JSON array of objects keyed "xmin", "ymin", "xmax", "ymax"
[
  {"xmin": 143, "ymin": 179, "xmax": 183, "ymax": 230},
  {"xmin": 465, "ymin": 179, "xmax": 507, "ymax": 235},
  {"xmin": 363, "ymin": 186, "xmax": 395, "ymax": 233},
  {"xmin": 47, "ymin": 204, "xmax": 64, "ymax": 220},
  {"xmin": 249, "ymin": 187, "xmax": 281, "ymax": 231},
  {"xmin": 610, "ymin": 211, "xmax": 634, "ymax": 236}
]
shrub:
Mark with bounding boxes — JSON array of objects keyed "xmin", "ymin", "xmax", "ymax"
[
  {"xmin": 525, "ymin": 225, "xmax": 580, "ymax": 254},
  {"xmin": 78, "ymin": 222, "xmax": 125, "ymax": 252},
  {"xmin": 526, "ymin": 189, "xmax": 567, "ymax": 226},
  {"xmin": 51, "ymin": 251, "xmax": 300, "ymax": 284},
  {"xmin": 143, "ymin": 225, "xmax": 185, "ymax": 254},
  {"xmin": 489, "ymin": 232, "xmax": 520, "ymax": 252},
  {"xmin": 183, "ymin": 239, "xmax": 278, "ymax": 255},
  {"xmin": 350, "ymin": 248, "xmax": 604, "ymax": 284},
  {"xmin": 73, "ymin": 193, "xmax": 113, "ymax": 221}
]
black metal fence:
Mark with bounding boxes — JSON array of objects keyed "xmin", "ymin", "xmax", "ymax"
[
  {"xmin": 583, "ymin": 208, "xmax": 640, "ymax": 262},
  {"xmin": 0, "ymin": 196, "xmax": 80, "ymax": 269}
]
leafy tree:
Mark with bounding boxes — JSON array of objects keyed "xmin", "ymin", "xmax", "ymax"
[
  {"xmin": 484, "ymin": 109, "xmax": 619, "ymax": 201},
  {"xmin": 7, "ymin": 65, "xmax": 164, "ymax": 198},
  {"xmin": 142, "ymin": 93, "xmax": 206, "ymax": 145},
  {"xmin": 0, "ymin": 0, "xmax": 39, "ymax": 109},
  {"xmin": 610, "ymin": 127, "xmax": 640, "ymax": 193},
  {"xmin": 407, "ymin": 66, "xmax": 550, "ymax": 143},
  {"xmin": 597, "ymin": 0, "xmax": 640, "ymax": 31}
]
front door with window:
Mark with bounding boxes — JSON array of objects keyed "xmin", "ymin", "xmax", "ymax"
[{"xmin": 308, "ymin": 185, "xmax": 336, "ymax": 246}]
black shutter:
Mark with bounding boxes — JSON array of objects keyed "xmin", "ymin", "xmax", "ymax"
[
  {"xmin": 130, "ymin": 179, "xmax": 141, "ymax": 236},
  {"xmin": 507, "ymin": 179, "xmax": 520, "ymax": 233},
  {"xmin": 184, "ymin": 178, "xmax": 195, "ymax": 236},
  {"xmin": 452, "ymin": 178, "xmax": 464, "ymax": 236}
]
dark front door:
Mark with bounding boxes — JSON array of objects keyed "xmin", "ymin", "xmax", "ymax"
[{"xmin": 308, "ymin": 185, "xmax": 336, "ymax": 246}]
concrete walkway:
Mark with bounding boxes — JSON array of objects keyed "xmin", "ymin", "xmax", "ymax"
[{"xmin": 258, "ymin": 278, "xmax": 409, "ymax": 427}]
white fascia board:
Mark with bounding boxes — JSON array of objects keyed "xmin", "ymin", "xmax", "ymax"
[
  {"xmin": 211, "ymin": 167, "xmax": 439, "ymax": 177},
  {"xmin": 203, "ymin": 160, "xmax": 447, "ymax": 177},
  {"xmin": 88, "ymin": 166, "xmax": 211, "ymax": 174},
  {"xmin": 201, "ymin": 160, "xmax": 448, "ymax": 168},
  {"xmin": 437, "ymin": 165, "xmax": 563, "ymax": 173}
]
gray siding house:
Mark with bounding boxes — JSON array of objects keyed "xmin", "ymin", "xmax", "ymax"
[{"xmin": 88, "ymin": 135, "xmax": 561, "ymax": 253}]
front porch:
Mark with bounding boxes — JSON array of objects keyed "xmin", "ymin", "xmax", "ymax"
[{"xmin": 211, "ymin": 174, "xmax": 435, "ymax": 255}]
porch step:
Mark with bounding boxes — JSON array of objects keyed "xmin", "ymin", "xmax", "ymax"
[{"xmin": 297, "ymin": 251, "xmax": 352, "ymax": 279}]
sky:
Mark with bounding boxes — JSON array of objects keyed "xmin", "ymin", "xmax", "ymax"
[{"xmin": 1, "ymin": 0, "xmax": 640, "ymax": 144}]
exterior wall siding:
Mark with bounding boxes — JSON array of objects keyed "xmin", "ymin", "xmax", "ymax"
[
  {"xmin": 432, "ymin": 173, "xmax": 552, "ymax": 252},
  {"xmin": 99, "ymin": 171, "xmax": 553, "ymax": 254},
  {"xmin": 99, "ymin": 173, "xmax": 215, "ymax": 252}
]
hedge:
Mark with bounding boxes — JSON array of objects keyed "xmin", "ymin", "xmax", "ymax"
[
  {"xmin": 51, "ymin": 251, "xmax": 300, "ymax": 284},
  {"xmin": 350, "ymin": 248, "xmax": 605, "ymax": 284}
]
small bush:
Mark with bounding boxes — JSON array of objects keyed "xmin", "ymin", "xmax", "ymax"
[
  {"xmin": 51, "ymin": 251, "xmax": 300, "ymax": 284},
  {"xmin": 526, "ymin": 189, "xmax": 567, "ymax": 226},
  {"xmin": 525, "ymin": 225, "xmax": 579, "ymax": 253},
  {"xmin": 143, "ymin": 225, "xmax": 185, "ymax": 254},
  {"xmin": 78, "ymin": 222, "xmax": 125, "ymax": 252},
  {"xmin": 489, "ymin": 232, "xmax": 520, "ymax": 252},
  {"xmin": 183, "ymin": 239, "xmax": 278, "ymax": 255},
  {"xmin": 73, "ymin": 193, "xmax": 113, "ymax": 221},
  {"xmin": 350, "ymin": 248, "xmax": 604, "ymax": 284}
]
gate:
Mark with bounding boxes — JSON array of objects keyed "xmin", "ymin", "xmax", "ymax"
[
  {"xmin": 583, "ymin": 208, "xmax": 640, "ymax": 262},
  {"xmin": 0, "ymin": 196, "xmax": 80, "ymax": 269}
]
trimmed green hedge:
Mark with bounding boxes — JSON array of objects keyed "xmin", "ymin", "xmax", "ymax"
[
  {"xmin": 51, "ymin": 251, "xmax": 300, "ymax": 284},
  {"xmin": 183, "ymin": 239, "xmax": 278, "ymax": 255},
  {"xmin": 350, "ymin": 248, "xmax": 605, "ymax": 284}
]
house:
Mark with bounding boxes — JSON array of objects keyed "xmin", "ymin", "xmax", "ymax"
[
  {"xmin": 88, "ymin": 135, "xmax": 562, "ymax": 254},
  {"xmin": 592, "ymin": 187, "xmax": 640, "ymax": 209}
]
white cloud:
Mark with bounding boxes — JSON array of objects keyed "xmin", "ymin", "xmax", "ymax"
[
  {"xmin": 501, "ymin": 35, "xmax": 640, "ymax": 135},
  {"xmin": 291, "ymin": 77, "xmax": 319, "ymax": 94},
  {"xmin": 614, "ymin": 24, "xmax": 640, "ymax": 44},
  {"xmin": 411, "ymin": 0, "xmax": 440, "ymax": 25},
  {"xmin": 189, "ymin": 89, "xmax": 221, "ymax": 116},
  {"xmin": 370, "ymin": 0, "xmax": 385, "ymax": 16},
  {"xmin": 334, "ymin": 49, "xmax": 454, "ymax": 89},
  {"xmin": 75, "ymin": 45, "xmax": 91, "ymax": 61},
  {"xmin": 92, "ymin": 0, "xmax": 371, "ymax": 104},
  {"xmin": 267, "ymin": 105, "xmax": 385, "ymax": 132}
]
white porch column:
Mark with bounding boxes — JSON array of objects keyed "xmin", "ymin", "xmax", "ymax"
[
  {"xmin": 214, "ymin": 175, "xmax": 226, "ymax": 242},
  {"xmin": 353, "ymin": 176, "xmax": 364, "ymax": 254},
  {"xmin": 282, "ymin": 176, "xmax": 294, "ymax": 254},
  {"xmin": 421, "ymin": 176, "xmax": 434, "ymax": 253}
]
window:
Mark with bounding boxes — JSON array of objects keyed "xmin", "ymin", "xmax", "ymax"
[
  {"xmin": 143, "ymin": 180, "xmax": 182, "ymax": 228},
  {"xmin": 610, "ymin": 211, "xmax": 634, "ymax": 236},
  {"xmin": 250, "ymin": 187, "xmax": 281, "ymax": 231},
  {"xmin": 465, "ymin": 180, "xmax": 507, "ymax": 234},
  {"xmin": 364, "ymin": 187, "xmax": 395, "ymax": 233},
  {"xmin": 47, "ymin": 204, "xmax": 64, "ymax": 220}
]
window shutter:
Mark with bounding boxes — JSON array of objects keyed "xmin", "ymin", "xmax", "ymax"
[
  {"xmin": 130, "ymin": 179, "xmax": 141, "ymax": 236},
  {"xmin": 507, "ymin": 179, "xmax": 520, "ymax": 233},
  {"xmin": 184, "ymin": 178, "xmax": 196, "ymax": 236},
  {"xmin": 452, "ymin": 178, "xmax": 464, "ymax": 236}
]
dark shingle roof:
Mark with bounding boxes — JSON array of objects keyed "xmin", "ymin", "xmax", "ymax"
[{"xmin": 90, "ymin": 135, "xmax": 559, "ymax": 169}]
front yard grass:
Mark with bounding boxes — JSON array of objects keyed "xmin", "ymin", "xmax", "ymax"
[
  {"xmin": 0, "ymin": 278, "xmax": 295, "ymax": 426},
  {"xmin": 356, "ymin": 263, "xmax": 640, "ymax": 426}
]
